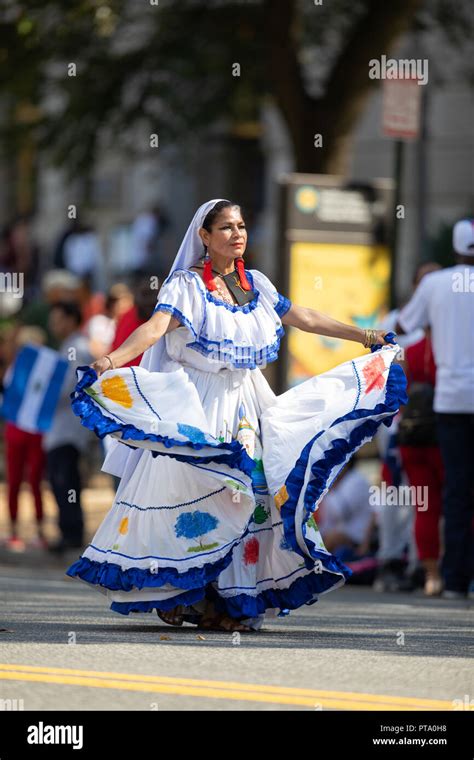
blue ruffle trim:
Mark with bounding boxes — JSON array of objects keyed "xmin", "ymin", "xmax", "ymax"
[
  {"xmin": 208, "ymin": 563, "xmax": 350, "ymax": 619},
  {"xmin": 275, "ymin": 293, "xmax": 292, "ymax": 317},
  {"xmin": 186, "ymin": 325, "xmax": 285, "ymax": 370},
  {"xmin": 67, "ymin": 553, "xmax": 349, "ymax": 619},
  {"xmin": 65, "ymin": 540, "xmax": 351, "ymax": 620},
  {"xmin": 65, "ymin": 539, "xmax": 240, "ymax": 592},
  {"xmin": 281, "ymin": 343, "xmax": 408, "ymax": 560},
  {"xmin": 70, "ymin": 366, "xmax": 255, "ymax": 475},
  {"xmin": 153, "ymin": 303, "xmax": 197, "ymax": 337},
  {"xmin": 154, "ymin": 269, "xmax": 287, "ymax": 368},
  {"xmin": 154, "ymin": 303, "xmax": 285, "ymax": 369},
  {"xmin": 109, "ymin": 566, "xmax": 348, "ymax": 618},
  {"xmin": 111, "ymin": 587, "xmax": 206, "ymax": 615}
]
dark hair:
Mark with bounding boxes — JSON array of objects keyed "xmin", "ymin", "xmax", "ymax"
[
  {"xmin": 201, "ymin": 200, "xmax": 243, "ymax": 234},
  {"xmin": 50, "ymin": 301, "xmax": 82, "ymax": 327}
]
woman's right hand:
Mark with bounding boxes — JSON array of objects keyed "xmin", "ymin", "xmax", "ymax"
[{"xmin": 91, "ymin": 356, "xmax": 113, "ymax": 377}]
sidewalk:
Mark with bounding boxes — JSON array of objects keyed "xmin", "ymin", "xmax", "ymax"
[{"xmin": 0, "ymin": 474, "xmax": 115, "ymax": 568}]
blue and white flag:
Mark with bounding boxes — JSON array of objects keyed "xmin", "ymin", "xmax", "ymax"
[{"xmin": 0, "ymin": 344, "xmax": 69, "ymax": 434}]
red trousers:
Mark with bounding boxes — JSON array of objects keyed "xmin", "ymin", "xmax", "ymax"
[
  {"xmin": 5, "ymin": 422, "xmax": 45, "ymax": 523},
  {"xmin": 399, "ymin": 445, "xmax": 444, "ymax": 561}
]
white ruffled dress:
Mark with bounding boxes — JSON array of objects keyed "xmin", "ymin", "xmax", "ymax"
[{"xmin": 66, "ymin": 267, "xmax": 406, "ymax": 629}]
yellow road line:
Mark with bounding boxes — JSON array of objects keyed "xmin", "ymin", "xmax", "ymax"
[{"xmin": 0, "ymin": 663, "xmax": 457, "ymax": 710}]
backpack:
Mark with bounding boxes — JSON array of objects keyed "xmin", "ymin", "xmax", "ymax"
[{"xmin": 397, "ymin": 381, "xmax": 437, "ymax": 446}]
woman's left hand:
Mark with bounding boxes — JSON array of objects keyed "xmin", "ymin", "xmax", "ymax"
[{"xmin": 374, "ymin": 330, "xmax": 394, "ymax": 346}]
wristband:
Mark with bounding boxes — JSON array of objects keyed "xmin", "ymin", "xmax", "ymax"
[{"xmin": 103, "ymin": 354, "xmax": 114, "ymax": 370}]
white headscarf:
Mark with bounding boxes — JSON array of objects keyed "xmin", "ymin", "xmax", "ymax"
[
  {"xmin": 166, "ymin": 198, "xmax": 230, "ymax": 275},
  {"xmin": 102, "ymin": 199, "xmax": 230, "ymax": 477},
  {"xmin": 139, "ymin": 198, "xmax": 230, "ymax": 373}
]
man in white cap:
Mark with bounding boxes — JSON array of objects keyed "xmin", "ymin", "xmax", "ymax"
[{"xmin": 395, "ymin": 219, "xmax": 474, "ymax": 599}]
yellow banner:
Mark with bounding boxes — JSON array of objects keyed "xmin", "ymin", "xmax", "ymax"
[{"xmin": 288, "ymin": 242, "xmax": 391, "ymax": 383}]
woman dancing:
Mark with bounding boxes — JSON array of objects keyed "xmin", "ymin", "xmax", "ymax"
[{"xmin": 66, "ymin": 198, "xmax": 406, "ymax": 632}]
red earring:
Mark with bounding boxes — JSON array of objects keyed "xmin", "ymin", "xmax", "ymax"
[
  {"xmin": 235, "ymin": 257, "xmax": 252, "ymax": 291},
  {"xmin": 203, "ymin": 250, "xmax": 217, "ymax": 291}
]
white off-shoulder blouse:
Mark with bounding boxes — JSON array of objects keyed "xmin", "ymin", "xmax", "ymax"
[{"xmin": 153, "ymin": 268, "xmax": 292, "ymax": 371}]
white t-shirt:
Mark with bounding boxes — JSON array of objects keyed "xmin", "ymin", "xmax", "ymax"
[
  {"xmin": 380, "ymin": 308, "xmax": 424, "ymax": 349},
  {"xmin": 84, "ymin": 314, "xmax": 116, "ymax": 349},
  {"xmin": 130, "ymin": 212, "xmax": 159, "ymax": 269},
  {"xmin": 398, "ymin": 265, "xmax": 474, "ymax": 413},
  {"xmin": 64, "ymin": 232, "xmax": 101, "ymax": 277}
]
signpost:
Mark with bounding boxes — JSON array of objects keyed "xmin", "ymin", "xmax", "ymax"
[{"xmin": 382, "ymin": 76, "xmax": 422, "ymax": 307}]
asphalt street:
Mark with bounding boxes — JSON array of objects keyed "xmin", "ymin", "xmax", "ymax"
[{"xmin": 0, "ymin": 560, "xmax": 472, "ymax": 711}]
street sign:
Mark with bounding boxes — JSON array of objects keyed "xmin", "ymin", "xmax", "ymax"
[{"xmin": 382, "ymin": 77, "xmax": 422, "ymax": 140}]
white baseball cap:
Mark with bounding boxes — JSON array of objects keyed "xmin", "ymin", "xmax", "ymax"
[{"xmin": 453, "ymin": 218, "xmax": 474, "ymax": 255}]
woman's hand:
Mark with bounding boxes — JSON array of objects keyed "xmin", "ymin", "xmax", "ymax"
[
  {"xmin": 360, "ymin": 329, "xmax": 395, "ymax": 348},
  {"xmin": 91, "ymin": 356, "xmax": 113, "ymax": 377},
  {"xmin": 373, "ymin": 330, "xmax": 394, "ymax": 347}
]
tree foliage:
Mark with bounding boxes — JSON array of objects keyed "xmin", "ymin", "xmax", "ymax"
[{"xmin": 0, "ymin": 0, "xmax": 472, "ymax": 176}]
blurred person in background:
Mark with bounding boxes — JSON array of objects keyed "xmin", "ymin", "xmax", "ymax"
[
  {"xmin": 101, "ymin": 277, "xmax": 157, "ymax": 490},
  {"xmin": 0, "ymin": 325, "xmax": 16, "ymax": 388},
  {"xmin": 2, "ymin": 325, "xmax": 48, "ymax": 552},
  {"xmin": 373, "ymin": 421, "xmax": 417, "ymax": 592},
  {"xmin": 44, "ymin": 301, "xmax": 92, "ymax": 554},
  {"xmin": 398, "ymin": 324, "xmax": 444, "ymax": 596},
  {"xmin": 317, "ymin": 458, "xmax": 375, "ymax": 558},
  {"xmin": 0, "ymin": 214, "xmax": 41, "ymax": 305},
  {"xmin": 109, "ymin": 274, "xmax": 158, "ymax": 367},
  {"xmin": 371, "ymin": 263, "xmax": 441, "ymax": 593},
  {"xmin": 77, "ymin": 274, "xmax": 106, "ymax": 327},
  {"xmin": 129, "ymin": 205, "xmax": 169, "ymax": 278},
  {"xmin": 106, "ymin": 283, "xmax": 134, "ymax": 323},
  {"xmin": 53, "ymin": 217, "xmax": 82, "ymax": 270},
  {"xmin": 18, "ymin": 269, "xmax": 81, "ymax": 347},
  {"xmin": 84, "ymin": 283, "xmax": 133, "ymax": 360},
  {"xmin": 62, "ymin": 221, "xmax": 103, "ymax": 289},
  {"xmin": 396, "ymin": 219, "xmax": 474, "ymax": 599}
]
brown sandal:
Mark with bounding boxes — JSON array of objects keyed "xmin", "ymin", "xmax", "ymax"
[{"xmin": 157, "ymin": 606, "xmax": 185, "ymax": 627}]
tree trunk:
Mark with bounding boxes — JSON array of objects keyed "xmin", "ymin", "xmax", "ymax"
[{"xmin": 265, "ymin": 0, "xmax": 424, "ymax": 174}]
